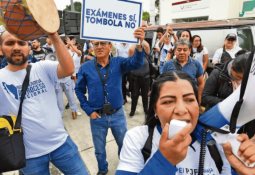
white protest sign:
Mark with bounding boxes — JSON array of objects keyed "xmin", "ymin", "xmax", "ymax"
[{"xmin": 80, "ymin": 0, "xmax": 142, "ymax": 43}]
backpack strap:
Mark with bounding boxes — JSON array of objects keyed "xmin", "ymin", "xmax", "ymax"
[
  {"xmin": 141, "ymin": 125, "xmax": 154, "ymax": 163},
  {"xmin": 14, "ymin": 65, "xmax": 31, "ymax": 131},
  {"xmin": 220, "ymin": 47, "xmax": 232, "ymax": 63},
  {"xmin": 207, "ymin": 140, "xmax": 223, "ymax": 173}
]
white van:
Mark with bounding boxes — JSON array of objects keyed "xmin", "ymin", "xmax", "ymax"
[{"xmin": 145, "ymin": 18, "xmax": 255, "ymax": 70}]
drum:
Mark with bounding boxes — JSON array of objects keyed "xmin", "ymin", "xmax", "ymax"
[{"xmin": 0, "ymin": 0, "xmax": 60, "ymax": 40}]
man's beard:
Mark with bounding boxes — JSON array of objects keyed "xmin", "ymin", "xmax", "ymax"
[
  {"xmin": 32, "ymin": 45, "xmax": 38, "ymax": 50},
  {"xmin": 6, "ymin": 53, "xmax": 28, "ymax": 66}
]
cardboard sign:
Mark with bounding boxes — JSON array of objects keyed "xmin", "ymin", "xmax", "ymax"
[{"xmin": 80, "ymin": 0, "xmax": 142, "ymax": 43}]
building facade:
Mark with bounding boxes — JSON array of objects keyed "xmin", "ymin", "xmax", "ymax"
[{"xmin": 153, "ymin": 0, "xmax": 255, "ymax": 25}]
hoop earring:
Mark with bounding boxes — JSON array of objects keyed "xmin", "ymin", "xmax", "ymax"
[{"xmin": 154, "ymin": 114, "xmax": 158, "ymax": 119}]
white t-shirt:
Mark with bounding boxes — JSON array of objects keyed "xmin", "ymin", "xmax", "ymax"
[
  {"xmin": 115, "ymin": 43, "xmax": 131, "ymax": 58},
  {"xmin": 158, "ymin": 43, "xmax": 174, "ymax": 62},
  {"xmin": 192, "ymin": 47, "xmax": 208, "ymax": 68},
  {"xmin": 70, "ymin": 50, "xmax": 81, "ymax": 74},
  {"xmin": 212, "ymin": 47, "xmax": 241, "ymax": 64},
  {"xmin": 0, "ymin": 61, "xmax": 68, "ymax": 159},
  {"xmin": 117, "ymin": 125, "xmax": 231, "ymax": 174}
]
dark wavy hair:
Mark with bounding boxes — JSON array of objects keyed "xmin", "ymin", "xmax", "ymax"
[
  {"xmin": 145, "ymin": 71, "xmax": 198, "ymax": 128},
  {"xmin": 192, "ymin": 35, "xmax": 204, "ymax": 53},
  {"xmin": 232, "ymin": 51, "xmax": 249, "ymax": 73},
  {"xmin": 178, "ymin": 29, "xmax": 192, "ymax": 43}
]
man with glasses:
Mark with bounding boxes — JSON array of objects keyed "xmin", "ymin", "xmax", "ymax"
[
  {"xmin": 162, "ymin": 39, "xmax": 204, "ymax": 104},
  {"xmin": 75, "ymin": 27, "xmax": 146, "ymax": 175}
]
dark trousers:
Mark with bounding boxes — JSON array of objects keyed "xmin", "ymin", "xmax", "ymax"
[
  {"xmin": 154, "ymin": 57, "xmax": 158, "ymax": 65},
  {"xmin": 130, "ymin": 75, "xmax": 150, "ymax": 114},
  {"xmin": 122, "ymin": 74, "xmax": 128, "ymax": 102}
]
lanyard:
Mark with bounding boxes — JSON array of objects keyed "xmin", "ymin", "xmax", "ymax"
[{"xmin": 94, "ymin": 59, "xmax": 110, "ymax": 103}]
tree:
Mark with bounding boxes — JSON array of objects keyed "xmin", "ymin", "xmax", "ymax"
[
  {"xmin": 142, "ymin": 11, "xmax": 150, "ymax": 22},
  {"xmin": 64, "ymin": 1, "xmax": 82, "ymax": 12}
]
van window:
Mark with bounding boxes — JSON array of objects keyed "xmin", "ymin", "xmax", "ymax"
[{"xmin": 237, "ymin": 28, "xmax": 254, "ymax": 51}]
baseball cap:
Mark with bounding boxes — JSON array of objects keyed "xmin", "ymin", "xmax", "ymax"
[{"xmin": 225, "ymin": 33, "xmax": 237, "ymax": 40}]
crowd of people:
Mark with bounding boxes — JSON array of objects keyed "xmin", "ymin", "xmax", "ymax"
[{"xmin": 1, "ymin": 22, "xmax": 255, "ymax": 175}]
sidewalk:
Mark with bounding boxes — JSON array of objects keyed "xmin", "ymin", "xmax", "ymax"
[{"xmin": 3, "ymin": 96, "xmax": 145, "ymax": 175}]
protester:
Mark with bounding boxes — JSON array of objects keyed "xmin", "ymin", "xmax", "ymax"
[
  {"xmin": 202, "ymin": 51, "xmax": 255, "ymax": 139},
  {"xmin": 162, "ymin": 39, "xmax": 204, "ymax": 104},
  {"xmin": 191, "ymin": 35, "xmax": 209, "ymax": 72},
  {"xmin": 152, "ymin": 27, "xmax": 164, "ymax": 65},
  {"xmin": 165, "ymin": 29, "xmax": 191, "ymax": 61},
  {"xmin": 31, "ymin": 39, "xmax": 50, "ymax": 61},
  {"xmin": 0, "ymin": 31, "xmax": 88, "ymax": 175},
  {"xmin": 202, "ymin": 52, "xmax": 248, "ymax": 110},
  {"xmin": 178, "ymin": 29, "xmax": 192, "ymax": 43},
  {"xmin": 55, "ymin": 36, "xmax": 82, "ymax": 119},
  {"xmin": 75, "ymin": 27, "xmax": 146, "ymax": 175},
  {"xmin": 128, "ymin": 40, "xmax": 150, "ymax": 117},
  {"xmin": 116, "ymin": 71, "xmax": 255, "ymax": 175},
  {"xmin": 212, "ymin": 33, "xmax": 242, "ymax": 64},
  {"xmin": 156, "ymin": 25, "xmax": 176, "ymax": 74},
  {"xmin": 115, "ymin": 42, "xmax": 132, "ymax": 104}
]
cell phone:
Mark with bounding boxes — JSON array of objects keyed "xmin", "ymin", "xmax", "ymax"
[{"xmin": 103, "ymin": 103, "xmax": 113, "ymax": 114}]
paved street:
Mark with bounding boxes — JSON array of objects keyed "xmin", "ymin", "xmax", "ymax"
[{"xmin": 3, "ymin": 96, "xmax": 145, "ymax": 175}]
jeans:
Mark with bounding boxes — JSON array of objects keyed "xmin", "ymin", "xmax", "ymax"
[
  {"xmin": 159, "ymin": 61, "xmax": 165, "ymax": 74},
  {"xmin": 56, "ymin": 80, "xmax": 78, "ymax": 115},
  {"xmin": 21, "ymin": 137, "xmax": 88, "ymax": 175},
  {"xmin": 90, "ymin": 107, "xmax": 127, "ymax": 173}
]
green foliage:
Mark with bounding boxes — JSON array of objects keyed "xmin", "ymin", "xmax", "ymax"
[
  {"xmin": 64, "ymin": 1, "xmax": 82, "ymax": 12},
  {"xmin": 142, "ymin": 11, "xmax": 150, "ymax": 22}
]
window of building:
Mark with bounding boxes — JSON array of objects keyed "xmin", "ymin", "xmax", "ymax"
[
  {"xmin": 237, "ymin": 27, "xmax": 254, "ymax": 51},
  {"xmin": 174, "ymin": 16, "xmax": 209, "ymax": 23}
]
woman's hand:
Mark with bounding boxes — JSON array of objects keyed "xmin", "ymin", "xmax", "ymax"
[
  {"xmin": 223, "ymin": 134, "xmax": 255, "ymax": 175},
  {"xmin": 159, "ymin": 123, "xmax": 192, "ymax": 165}
]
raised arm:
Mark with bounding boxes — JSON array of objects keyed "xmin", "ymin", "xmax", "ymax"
[{"xmin": 48, "ymin": 33, "xmax": 74, "ymax": 78}]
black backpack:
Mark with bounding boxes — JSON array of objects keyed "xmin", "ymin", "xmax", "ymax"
[{"xmin": 220, "ymin": 47, "xmax": 232, "ymax": 64}]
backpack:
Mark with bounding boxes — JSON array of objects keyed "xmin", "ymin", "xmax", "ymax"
[
  {"xmin": 220, "ymin": 47, "xmax": 232, "ymax": 64},
  {"xmin": 141, "ymin": 125, "xmax": 223, "ymax": 173}
]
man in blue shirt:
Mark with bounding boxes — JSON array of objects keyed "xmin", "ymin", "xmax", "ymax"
[
  {"xmin": 75, "ymin": 27, "xmax": 146, "ymax": 175},
  {"xmin": 162, "ymin": 39, "xmax": 204, "ymax": 104}
]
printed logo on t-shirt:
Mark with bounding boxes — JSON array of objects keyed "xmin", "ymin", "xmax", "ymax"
[
  {"xmin": 177, "ymin": 167, "xmax": 214, "ymax": 175},
  {"xmin": 2, "ymin": 79, "xmax": 47, "ymax": 100}
]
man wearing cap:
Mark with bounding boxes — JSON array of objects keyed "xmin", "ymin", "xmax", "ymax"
[{"xmin": 212, "ymin": 33, "xmax": 242, "ymax": 64}]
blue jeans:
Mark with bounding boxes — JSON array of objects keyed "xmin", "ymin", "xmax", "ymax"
[
  {"xmin": 159, "ymin": 61, "xmax": 165, "ymax": 74},
  {"xmin": 21, "ymin": 136, "xmax": 88, "ymax": 175},
  {"xmin": 90, "ymin": 107, "xmax": 127, "ymax": 173}
]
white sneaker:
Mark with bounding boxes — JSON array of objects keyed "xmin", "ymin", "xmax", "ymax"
[{"xmin": 76, "ymin": 111, "xmax": 82, "ymax": 116}]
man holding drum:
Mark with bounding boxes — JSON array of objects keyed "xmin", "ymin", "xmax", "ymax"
[
  {"xmin": 0, "ymin": 30, "xmax": 89, "ymax": 175},
  {"xmin": 0, "ymin": 0, "xmax": 89, "ymax": 174}
]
